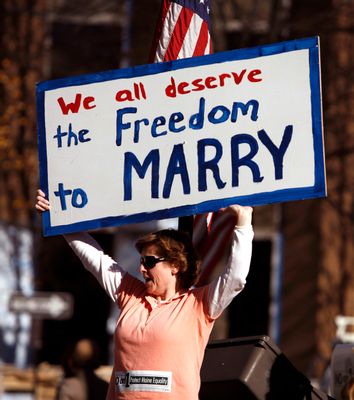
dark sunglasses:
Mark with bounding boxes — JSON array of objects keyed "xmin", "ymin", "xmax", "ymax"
[{"xmin": 140, "ymin": 256, "xmax": 168, "ymax": 269}]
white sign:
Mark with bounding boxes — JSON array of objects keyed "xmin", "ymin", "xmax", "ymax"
[
  {"xmin": 9, "ymin": 292, "xmax": 74, "ymax": 320},
  {"xmin": 37, "ymin": 37, "xmax": 325, "ymax": 236}
]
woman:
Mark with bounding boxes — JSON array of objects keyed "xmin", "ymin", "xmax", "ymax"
[{"xmin": 36, "ymin": 189, "xmax": 253, "ymax": 400}]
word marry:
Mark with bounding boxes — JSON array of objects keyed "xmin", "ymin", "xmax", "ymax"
[{"xmin": 124, "ymin": 126, "xmax": 293, "ymax": 200}]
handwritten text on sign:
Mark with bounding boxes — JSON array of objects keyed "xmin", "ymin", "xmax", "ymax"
[{"xmin": 37, "ymin": 37, "xmax": 325, "ymax": 236}]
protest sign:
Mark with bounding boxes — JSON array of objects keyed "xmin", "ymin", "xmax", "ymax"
[{"xmin": 37, "ymin": 36, "xmax": 325, "ymax": 236}]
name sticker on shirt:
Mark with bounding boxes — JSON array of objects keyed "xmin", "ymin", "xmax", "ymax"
[{"xmin": 115, "ymin": 370, "xmax": 172, "ymax": 393}]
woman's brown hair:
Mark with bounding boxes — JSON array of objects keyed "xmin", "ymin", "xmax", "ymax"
[{"xmin": 135, "ymin": 229, "xmax": 201, "ymax": 289}]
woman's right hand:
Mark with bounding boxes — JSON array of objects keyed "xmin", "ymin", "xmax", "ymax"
[{"xmin": 35, "ymin": 189, "xmax": 50, "ymax": 212}]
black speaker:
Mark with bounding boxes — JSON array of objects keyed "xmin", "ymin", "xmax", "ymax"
[{"xmin": 200, "ymin": 335, "xmax": 334, "ymax": 400}]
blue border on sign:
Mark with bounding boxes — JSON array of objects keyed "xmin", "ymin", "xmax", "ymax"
[
  {"xmin": 42, "ymin": 186, "xmax": 325, "ymax": 236},
  {"xmin": 37, "ymin": 36, "xmax": 326, "ymax": 237}
]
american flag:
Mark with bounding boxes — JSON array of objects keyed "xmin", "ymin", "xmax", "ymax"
[
  {"xmin": 150, "ymin": 0, "xmax": 236, "ymax": 285},
  {"xmin": 149, "ymin": 0, "xmax": 212, "ymax": 62},
  {"xmin": 192, "ymin": 211, "xmax": 237, "ymax": 285}
]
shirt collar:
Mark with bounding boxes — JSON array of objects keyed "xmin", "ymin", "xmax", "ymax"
[{"xmin": 144, "ymin": 289, "xmax": 189, "ymax": 307}]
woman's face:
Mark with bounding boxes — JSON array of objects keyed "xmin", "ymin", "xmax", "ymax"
[{"xmin": 139, "ymin": 244, "xmax": 179, "ymax": 300}]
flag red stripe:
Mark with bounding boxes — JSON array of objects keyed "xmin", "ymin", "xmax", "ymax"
[
  {"xmin": 202, "ymin": 214, "xmax": 235, "ymax": 261},
  {"xmin": 192, "ymin": 213, "xmax": 208, "ymax": 249},
  {"xmin": 197, "ymin": 214, "xmax": 237, "ymax": 285},
  {"xmin": 163, "ymin": 7, "xmax": 194, "ymax": 61},
  {"xmin": 192, "ymin": 20, "xmax": 209, "ymax": 56}
]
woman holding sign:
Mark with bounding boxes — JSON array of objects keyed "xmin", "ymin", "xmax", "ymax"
[{"xmin": 36, "ymin": 189, "xmax": 253, "ymax": 400}]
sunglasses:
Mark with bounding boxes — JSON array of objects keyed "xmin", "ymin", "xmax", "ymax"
[{"xmin": 140, "ymin": 256, "xmax": 168, "ymax": 269}]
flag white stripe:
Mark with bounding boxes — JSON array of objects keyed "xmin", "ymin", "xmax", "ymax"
[
  {"xmin": 154, "ymin": 3, "xmax": 182, "ymax": 62},
  {"xmin": 177, "ymin": 13, "xmax": 204, "ymax": 59}
]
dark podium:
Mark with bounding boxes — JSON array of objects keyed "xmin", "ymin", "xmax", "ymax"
[{"xmin": 200, "ymin": 335, "xmax": 334, "ymax": 400}]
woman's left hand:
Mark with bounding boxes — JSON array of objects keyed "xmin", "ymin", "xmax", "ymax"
[{"xmin": 223, "ymin": 204, "xmax": 253, "ymax": 227}]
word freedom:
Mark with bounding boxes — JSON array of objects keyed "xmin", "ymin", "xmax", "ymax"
[{"xmin": 116, "ymin": 97, "xmax": 259, "ymax": 146}]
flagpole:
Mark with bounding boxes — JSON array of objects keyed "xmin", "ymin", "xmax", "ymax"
[{"xmin": 178, "ymin": 214, "xmax": 194, "ymax": 235}]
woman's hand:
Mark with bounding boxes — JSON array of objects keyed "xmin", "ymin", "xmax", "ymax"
[
  {"xmin": 35, "ymin": 189, "xmax": 50, "ymax": 212},
  {"xmin": 223, "ymin": 204, "xmax": 253, "ymax": 227}
]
